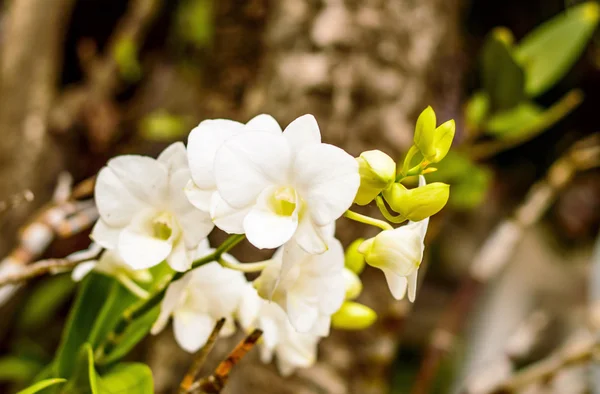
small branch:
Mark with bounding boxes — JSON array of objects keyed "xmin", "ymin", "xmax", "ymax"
[
  {"xmin": 489, "ymin": 334, "xmax": 600, "ymax": 393},
  {"xmin": 410, "ymin": 134, "xmax": 600, "ymax": 394},
  {"xmin": 179, "ymin": 319, "xmax": 226, "ymax": 394},
  {"xmin": 0, "ymin": 252, "xmax": 101, "ymax": 287},
  {"xmin": 344, "ymin": 209, "xmax": 394, "ymax": 231},
  {"xmin": 193, "ymin": 329, "xmax": 263, "ymax": 394}
]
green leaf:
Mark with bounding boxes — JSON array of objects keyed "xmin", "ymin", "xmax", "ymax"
[
  {"xmin": 138, "ymin": 111, "xmax": 188, "ymax": 141},
  {"xmin": 0, "ymin": 356, "xmax": 44, "ymax": 382},
  {"xmin": 176, "ymin": 0, "xmax": 214, "ymax": 48},
  {"xmin": 515, "ymin": 1, "xmax": 600, "ymax": 97},
  {"xmin": 465, "ymin": 91, "xmax": 490, "ymax": 131},
  {"xmin": 113, "ymin": 37, "xmax": 142, "ymax": 82},
  {"xmin": 18, "ymin": 276, "xmax": 75, "ymax": 331},
  {"xmin": 485, "ymin": 102, "xmax": 543, "ymax": 136},
  {"xmin": 88, "ymin": 282, "xmax": 138, "ymax": 349},
  {"xmin": 427, "ymin": 151, "xmax": 491, "ymax": 210},
  {"xmin": 102, "ymin": 306, "xmax": 159, "ymax": 365},
  {"xmin": 54, "ymin": 274, "xmax": 114, "ymax": 378},
  {"xmin": 481, "ymin": 27, "xmax": 526, "ymax": 111},
  {"xmin": 16, "ymin": 378, "xmax": 66, "ymax": 394},
  {"xmin": 98, "ymin": 363, "xmax": 154, "ymax": 394}
]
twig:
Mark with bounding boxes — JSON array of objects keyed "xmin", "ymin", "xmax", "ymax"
[
  {"xmin": 192, "ymin": 329, "xmax": 263, "ymax": 394},
  {"xmin": 0, "ymin": 253, "xmax": 101, "ymax": 287},
  {"xmin": 179, "ymin": 319, "xmax": 226, "ymax": 394},
  {"xmin": 489, "ymin": 334, "xmax": 600, "ymax": 393},
  {"xmin": 410, "ymin": 134, "xmax": 600, "ymax": 394}
]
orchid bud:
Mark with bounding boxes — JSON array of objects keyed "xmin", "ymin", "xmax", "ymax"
[
  {"xmin": 331, "ymin": 301, "xmax": 377, "ymax": 330},
  {"xmin": 382, "ymin": 182, "xmax": 449, "ymax": 222},
  {"xmin": 354, "ymin": 150, "xmax": 396, "ymax": 206},
  {"xmin": 413, "ymin": 106, "xmax": 456, "ymax": 164},
  {"xmin": 345, "ymin": 238, "xmax": 366, "ymax": 274},
  {"xmin": 343, "ymin": 268, "xmax": 363, "ymax": 300}
]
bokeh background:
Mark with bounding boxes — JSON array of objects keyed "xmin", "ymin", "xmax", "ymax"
[{"xmin": 0, "ymin": 0, "xmax": 599, "ymax": 393}]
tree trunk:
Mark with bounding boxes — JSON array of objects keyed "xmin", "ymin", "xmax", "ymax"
[{"xmin": 0, "ymin": 0, "xmax": 75, "ymax": 255}]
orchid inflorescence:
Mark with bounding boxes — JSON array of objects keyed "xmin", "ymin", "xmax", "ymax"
[{"xmin": 83, "ymin": 107, "xmax": 454, "ymax": 376}]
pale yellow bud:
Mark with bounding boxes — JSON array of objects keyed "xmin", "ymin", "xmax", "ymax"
[
  {"xmin": 354, "ymin": 150, "xmax": 396, "ymax": 206},
  {"xmin": 331, "ymin": 301, "xmax": 377, "ymax": 330},
  {"xmin": 382, "ymin": 182, "xmax": 449, "ymax": 222}
]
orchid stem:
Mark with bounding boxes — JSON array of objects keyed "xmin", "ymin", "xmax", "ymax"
[
  {"xmin": 94, "ymin": 234, "xmax": 246, "ymax": 365},
  {"xmin": 115, "ymin": 273, "xmax": 150, "ymax": 300},
  {"xmin": 344, "ymin": 210, "xmax": 393, "ymax": 231},
  {"xmin": 375, "ymin": 196, "xmax": 407, "ymax": 224}
]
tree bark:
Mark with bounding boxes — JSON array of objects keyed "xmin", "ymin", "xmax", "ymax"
[{"xmin": 0, "ymin": 0, "xmax": 75, "ymax": 255}]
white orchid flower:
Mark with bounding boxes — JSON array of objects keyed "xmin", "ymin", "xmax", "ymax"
[
  {"xmin": 358, "ymin": 217, "xmax": 428, "ymax": 302},
  {"xmin": 237, "ymin": 284, "xmax": 320, "ymax": 376},
  {"xmin": 253, "ymin": 234, "xmax": 346, "ymax": 335},
  {"xmin": 91, "ymin": 142, "xmax": 213, "ymax": 272},
  {"xmin": 191, "ymin": 114, "xmax": 359, "ymax": 253},
  {"xmin": 150, "ymin": 243, "xmax": 246, "ymax": 352}
]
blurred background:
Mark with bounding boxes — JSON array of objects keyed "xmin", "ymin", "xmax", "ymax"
[{"xmin": 0, "ymin": 0, "xmax": 599, "ymax": 393}]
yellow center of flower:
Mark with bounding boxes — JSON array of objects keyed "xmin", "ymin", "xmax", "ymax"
[
  {"xmin": 269, "ymin": 186, "xmax": 297, "ymax": 217},
  {"xmin": 152, "ymin": 212, "xmax": 174, "ymax": 240}
]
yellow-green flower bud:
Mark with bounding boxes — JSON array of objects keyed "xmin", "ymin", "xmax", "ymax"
[
  {"xmin": 382, "ymin": 182, "xmax": 449, "ymax": 222},
  {"xmin": 345, "ymin": 238, "xmax": 366, "ymax": 274},
  {"xmin": 331, "ymin": 301, "xmax": 377, "ymax": 330},
  {"xmin": 413, "ymin": 106, "xmax": 456, "ymax": 164},
  {"xmin": 354, "ymin": 150, "xmax": 396, "ymax": 206},
  {"xmin": 343, "ymin": 268, "xmax": 363, "ymax": 300}
]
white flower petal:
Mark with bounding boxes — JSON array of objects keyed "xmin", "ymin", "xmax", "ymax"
[
  {"xmin": 107, "ymin": 155, "xmax": 169, "ymax": 207},
  {"xmin": 381, "ymin": 268, "xmax": 408, "ymax": 300},
  {"xmin": 293, "ymin": 215, "xmax": 328, "ymax": 254},
  {"xmin": 244, "ymin": 114, "xmax": 283, "ymax": 134},
  {"xmin": 71, "ymin": 261, "xmax": 97, "ymax": 282},
  {"xmin": 407, "ymin": 270, "xmax": 419, "ymax": 302},
  {"xmin": 282, "ymin": 114, "xmax": 321, "ymax": 152},
  {"xmin": 243, "ymin": 187, "xmax": 299, "ymax": 249},
  {"xmin": 293, "ymin": 143, "xmax": 359, "ymax": 226},
  {"xmin": 167, "ymin": 239, "xmax": 192, "ymax": 272},
  {"xmin": 95, "ymin": 167, "xmax": 147, "ymax": 227},
  {"xmin": 173, "ymin": 311, "xmax": 216, "ymax": 352},
  {"xmin": 118, "ymin": 226, "xmax": 173, "ymax": 270},
  {"xmin": 214, "ymin": 132, "xmax": 291, "ymax": 208},
  {"xmin": 157, "ymin": 142, "xmax": 188, "ymax": 172},
  {"xmin": 187, "ymin": 119, "xmax": 244, "ymax": 189},
  {"xmin": 151, "ymin": 274, "xmax": 192, "ymax": 335},
  {"xmin": 210, "ymin": 192, "xmax": 249, "ymax": 234},
  {"xmin": 286, "ymin": 293, "xmax": 319, "ymax": 333},
  {"xmin": 370, "ymin": 227, "xmax": 423, "ymax": 275},
  {"xmin": 184, "ymin": 180, "xmax": 214, "ymax": 212},
  {"xmin": 90, "ymin": 220, "xmax": 120, "ymax": 249}
]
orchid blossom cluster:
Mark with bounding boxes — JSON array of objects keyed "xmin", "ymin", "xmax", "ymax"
[{"xmin": 84, "ymin": 108, "xmax": 454, "ymax": 376}]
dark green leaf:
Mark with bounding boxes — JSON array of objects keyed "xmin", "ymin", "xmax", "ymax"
[
  {"xmin": 515, "ymin": 1, "xmax": 599, "ymax": 96},
  {"xmin": 54, "ymin": 274, "xmax": 113, "ymax": 378},
  {"xmin": 485, "ymin": 102, "xmax": 543, "ymax": 136},
  {"xmin": 18, "ymin": 276, "xmax": 75, "ymax": 331},
  {"xmin": 481, "ymin": 27, "xmax": 525, "ymax": 111},
  {"xmin": 0, "ymin": 356, "xmax": 44, "ymax": 382},
  {"xmin": 102, "ymin": 306, "xmax": 159, "ymax": 365},
  {"xmin": 16, "ymin": 378, "xmax": 66, "ymax": 394},
  {"xmin": 88, "ymin": 282, "xmax": 138, "ymax": 349}
]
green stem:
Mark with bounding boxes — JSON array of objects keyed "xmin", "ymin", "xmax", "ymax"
[
  {"xmin": 401, "ymin": 145, "xmax": 419, "ymax": 176},
  {"xmin": 344, "ymin": 210, "xmax": 393, "ymax": 231},
  {"xmin": 375, "ymin": 196, "xmax": 407, "ymax": 224},
  {"xmin": 94, "ymin": 234, "xmax": 245, "ymax": 365}
]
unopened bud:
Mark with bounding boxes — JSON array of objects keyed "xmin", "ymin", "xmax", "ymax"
[
  {"xmin": 382, "ymin": 182, "xmax": 449, "ymax": 222},
  {"xmin": 354, "ymin": 150, "xmax": 396, "ymax": 206},
  {"xmin": 343, "ymin": 268, "xmax": 362, "ymax": 300},
  {"xmin": 331, "ymin": 301, "xmax": 377, "ymax": 330},
  {"xmin": 413, "ymin": 106, "xmax": 455, "ymax": 164},
  {"xmin": 345, "ymin": 238, "xmax": 366, "ymax": 274}
]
